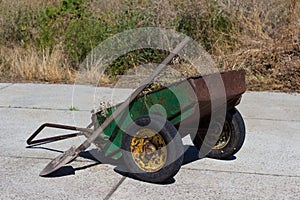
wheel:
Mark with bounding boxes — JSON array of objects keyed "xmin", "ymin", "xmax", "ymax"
[
  {"xmin": 193, "ymin": 108, "xmax": 246, "ymax": 159},
  {"xmin": 122, "ymin": 115, "xmax": 184, "ymax": 183}
]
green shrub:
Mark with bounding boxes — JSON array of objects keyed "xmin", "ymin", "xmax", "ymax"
[
  {"xmin": 63, "ymin": 8, "xmax": 151, "ymax": 69},
  {"xmin": 106, "ymin": 49, "xmax": 167, "ymax": 77},
  {"xmin": 64, "ymin": 17, "xmax": 109, "ymax": 67},
  {"xmin": 34, "ymin": 0, "xmax": 86, "ymax": 51},
  {"xmin": 0, "ymin": 6, "xmax": 37, "ymax": 47},
  {"xmin": 176, "ymin": 1, "xmax": 235, "ymax": 51}
]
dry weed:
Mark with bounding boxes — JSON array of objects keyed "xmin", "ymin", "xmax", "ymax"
[
  {"xmin": 213, "ymin": 0, "xmax": 300, "ymax": 92},
  {"xmin": 0, "ymin": 44, "xmax": 74, "ymax": 82}
]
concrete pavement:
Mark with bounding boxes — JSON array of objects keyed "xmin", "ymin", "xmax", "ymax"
[{"xmin": 0, "ymin": 83, "xmax": 299, "ymax": 199}]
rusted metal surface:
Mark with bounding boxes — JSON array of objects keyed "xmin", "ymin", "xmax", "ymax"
[
  {"xmin": 39, "ymin": 146, "xmax": 78, "ymax": 176},
  {"xmin": 188, "ymin": 70, "xmax": 246, "ymax": 102},
  {"xmin": 186, "ymin": 70, "xmax": 246, "ymax": 118}
]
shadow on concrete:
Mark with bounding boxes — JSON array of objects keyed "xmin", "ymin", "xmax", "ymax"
[
  {"xmin": 44, "ymin": 166, "xmax": 75, "ymax": 177},
  {"xmin": 32, "ymin": 145, "xmax": 235, "ymax": 180},
  {"xmin": 182, "ymin": 145, "xmax": 202, "ymax": 165},
  {"xmin": 113, "ymin": 167, "xmax": 176, "ymax": 185},
  {"xmin": 26, "ymin": 146, "xmax": 64, "ymax": 154},
  {"xmin": 43, "ymin": 163, "xmax": 101, "ymax": 178},
  {"xmin": 182, "ymin": 145, "xmax": 236, "ymax": 165}
]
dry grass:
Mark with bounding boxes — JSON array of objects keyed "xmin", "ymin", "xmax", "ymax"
[
  {"xmin": 0, "ymin": 0, "xmax": 61, "ymax": 8},
  {"xmin": 218, "ymin": 0, "xmax": 300, "ymax": 92},
  {"xmin": 0, "ymin": 0, "xmax": 70, "ymax": 82},
  {"xmin": 0, "ymin": 44, "xmax": 74, "ymax": 82},
  {"xmin": 0, "ymin": 0, "xmax": 299, "ymax": 92},
  {"xmin": 75, "ymin": 56, "xmax": 114, "ymax": 87},
  {"xmin": 92, "ymin": 0, "xmax": 300, "ymax": 92}
]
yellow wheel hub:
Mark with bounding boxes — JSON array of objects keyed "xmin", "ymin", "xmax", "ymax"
[
  {"xmin": 130, "ymin": 128, "xmax": 167, "ymax": 172},
  {"xmin": 212, "ymin": 121, "xmax": 231, "ymax": 150}
]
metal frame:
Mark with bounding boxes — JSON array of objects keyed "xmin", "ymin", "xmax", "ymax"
[{"xmin": 27, "ymin": 123, "xmax": 93, "ymax": 146}]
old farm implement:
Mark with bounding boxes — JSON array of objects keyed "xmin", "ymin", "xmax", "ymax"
[{"xmin": 27, "ymin": 39, "xmax": 246, "ymax": 183}]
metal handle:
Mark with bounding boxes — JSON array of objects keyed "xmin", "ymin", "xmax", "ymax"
[{"xmin": 27, "ymin": 123, "xmax": 93, "ymax": 146}]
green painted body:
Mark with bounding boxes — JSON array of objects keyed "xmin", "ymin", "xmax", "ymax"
[{"xmin": 92, "ymin": 80, "xmax": 197, "ymax": 160}]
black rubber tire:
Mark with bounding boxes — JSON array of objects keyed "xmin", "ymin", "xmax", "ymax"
[
  {"xmin": 193, "ymin": 108, "xmax": 246, "ymax": 159},
  {"xmin": 122, "ymin": 115, "xmax": 184, "ymax": 183}
]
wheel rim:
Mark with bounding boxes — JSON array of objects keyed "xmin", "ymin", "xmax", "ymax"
[
  {"xmin": 212, "ymin": 121, "xmax": 232, "ymax": 150},
  {"xmin": 130, "ymin": 128, "xmax": 167, "ymax": 173}
]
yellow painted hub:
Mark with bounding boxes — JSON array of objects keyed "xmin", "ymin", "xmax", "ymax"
[
  {"xmin": 212, "ymin": 121, "xmax": 231, "ymax": 150},
  {"xmin": 130, "ymin": 128, "xmax": 167, "ymax": 172}
]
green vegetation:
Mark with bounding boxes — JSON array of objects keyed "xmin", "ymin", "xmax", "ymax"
[
  {"xmin": 69, "ymin": 106, "xmax": 79, "ymax": 111},
  {"xmin": 0, "ymin": 0, "xmax": 299, "ymax": 92}
]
